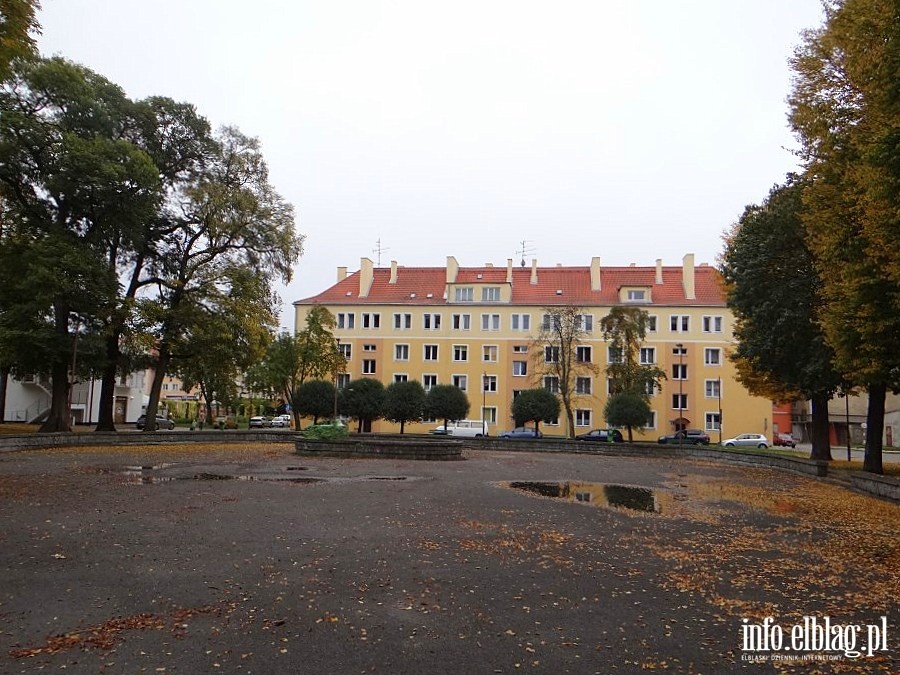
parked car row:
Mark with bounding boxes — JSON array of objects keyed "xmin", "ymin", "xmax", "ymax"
[
  {"xmin": 250, "ymin": 414, "xmax": 293, "ymax": 428},
  {"xmin": 135, "ymin": 414, "xmax": 175, "ymax": 430}
]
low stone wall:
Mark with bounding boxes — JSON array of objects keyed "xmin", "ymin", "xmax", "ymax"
[
  {"xmin": 0, "ymin": 430, "xmax": 297, "ymax": 452},
  {"xmin": 849, "ymin": 472, "xmax": 900, "ymax": 502},
  {"xmin": 682, "ymin": 447, "xmax": 829, "ymax": 477},
  {"xmin": 296, "ymin": 436, "xmax": 464, "ymax": 460}
]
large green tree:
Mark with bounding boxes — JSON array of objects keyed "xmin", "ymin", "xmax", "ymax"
[
  {"xmin": 531, "ymin": 306, "xmax": 599, "ymax": 438},
  {"xmin": 383, "ymin": 380, "xmax": 426, "ymax": 433},
  {"xmin": 139, "ymin": 126, "xmax": 303, "ymax": 431},
  {"xmin": 339, "ymin": 377, "xmax": 384, "ymax": 432},
  {"xmin": 720, "ymin": 178, "xmax": 842, "ymax": 460},
  {"xmin": 0, "ymin": 58, "xmax": 159, "ymax": 431},
  {"xmin": 293, "ymin": 379, "xmax": 338, "ymax": 426},
  {"xmin": 510, "ymin": 388, "xmax": 560, "ymax": 435},
  {"xmin": 424, "ymin": 384, "xmax": 470, "ymax": 430},
  {"xmin": 600, "ymin": 306, "xmax": 666, "ymax": 442},
  {"xmin": 789, "ymin": 0, "xmax": 900, "ymax": 472}
]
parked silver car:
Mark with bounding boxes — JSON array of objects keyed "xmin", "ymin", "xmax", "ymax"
[{"xmin": 722, "ymin": 433, "xmax": 770, "ymax": 448}]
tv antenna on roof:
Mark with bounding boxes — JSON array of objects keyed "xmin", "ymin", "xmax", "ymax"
[
  {"xmin": 373, "ymin": 237, "xmax": 390, "ymax": 266},
  {"xmin": 516, "ymin": 239, "xmax": 535, "ymax": 267}
]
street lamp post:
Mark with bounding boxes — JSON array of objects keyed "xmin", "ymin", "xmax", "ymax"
[
  {"xmin": 845, "ymin": 390, "xmax": 851, "ymax": 462},
  {"xmin": 717, "ymin": 376, "xmax": 723, "ymax": 445},
  {"xmin": 676, "ymin": 343, "xmax": 684, "ymax": 449},
  {"xmin": 333, "ymin": 338, "xmax": 341, "ymax": 422},
  {"xmin": 482, "ymin": 371, "xmax": 488, "ymax": 436}
]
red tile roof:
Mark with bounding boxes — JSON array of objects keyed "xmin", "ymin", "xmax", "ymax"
[{"xmin": 296, "ymin": 264, "xmax": 725, "ymax": 307}]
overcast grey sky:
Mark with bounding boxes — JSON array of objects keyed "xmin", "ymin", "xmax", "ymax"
[{"xmin": 36, "ymin": 0, "xmax": 823, "ymax": 328}]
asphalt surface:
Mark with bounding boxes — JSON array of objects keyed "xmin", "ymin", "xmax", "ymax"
[{"xmin": 0, "ymin": 444, "xmax": 896, "ymax": 674}]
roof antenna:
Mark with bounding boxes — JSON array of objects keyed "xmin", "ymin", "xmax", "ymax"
[
  {"xmin": 516, "ymin": 239, "xmax": 535, "ymax": 267},
  {"xmin": 373, "ymin": 237, "xmax": 390, "ymax": 267}
]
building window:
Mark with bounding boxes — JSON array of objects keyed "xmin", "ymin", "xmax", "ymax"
[
  {"xmin": 483, "ymin": 375, "xmax": 497, "ymax": 393},
  {"xmin": 363, "ymin": 344, "xmax": 377, "ymax": 352},
  {"xmin": 482, "ymin": 287, "xmax": 501, "ymax": 302},
  {"xmin": 544, "ymin": 376, "xmax": 560, "ymax": 393},
  {"xmin": 454, "ymin": 287, "xmax": 474, "ymax": 302},
  {"xmin": 575, "ymin": 409, "xmax": 591, "ymax": 427},
  {"xmin": 395, "ymin": 344, "xmax": 409, "ymax": 361},
  {"xmin": 424, "ymin": 313, "xmax": 441, "ymax": 330},
  {"xmin": 453, "ymin": 345, "xmax": 468, "ymax": 362},
  {"xmin": 646, "ymin": 410, "xmax": 657, "ymax": 429},
  {"xmin": 452, "ymin": 313, "xmax": 471, "ymax": 330},
  {"xmin": 705, "ymin": 412, "xmax": 721, "ymax": 431},
  {"xmin": 339, "ymin": 343, "xmax": 352, "ymax": 360},
  {"xmin": 337, "ymin": 373, "xmax": 350, "ymax": 389},
  {"xmin": 672, "ymin": 393, "xmax": 688, "ymax": 410},
  {"xmin": 577, "ymin": 314, "xmax": 594, "ymax": 332},
  {"xmin": 545, "ymin": 346, "xmax": 560, "ymax": 363},
  {"xmin": 452, "ymin": 374, "xmax": 467, "ymax": 391},
  {"xmin": 673, "ymin": 345, "xmax": 687, "ymax": 355},
  {"xmin": 424, "ymin": 344, "xmax": 439, "ymax": 361},
  {"xmin": 702, "ymin": 316, "xmax": 723, "ymax": 333},
  {"xmin": 362, "ymin": 313, "xmax": 380, "ymax": 329},
  {"xmin": 647, "ymin": 315, "xmax": 658, "ymax": 332},
  {"xmin": 576, "ymin": 377, "xmax": 592, "ymax": 395},
  {"xmin": 393, "ymin": 373, "xmax": 408, "ymax": 383},
  {"xmin": 672, "ymin": 363, "xmax": 688, "ymax": 380},
  {"xmin": 626, "ymin": 289, "xmax": 646, "ymax": 302},
  {"xmin": 423, "ymin": 374, "xmax": 438, "ymax": 391},
  {"xmin": 512, "ymin": 345, "xmax": 528, "ymax": 353},
  {"xmin": 545, "ymin": 415, "xmax": 560, "ymax": 426},
  {"xmin": 645, "ymin": 380, "xmax": 658, "ymax": 396},
  {"xmin": 670, "ymin": 315, "xmax": 690, "ymax": 332},
  {"xmin": 511, "ymin": 313, "xmax": 531, "ymax": 331},
  {"xmin": 705, "ymin": 379, "xmax": 721, "ymax": 398},
  {"xmin": 608, "ymin": 346, "xmax": 623, "ymax": 364},
  {"xmin": 481, "ymin": 313, "xmax": 500, "ymax": 331},
  {"xmin": 576, "ymin": 346, "xmax": 592, "ymax": 363},
  {"xmin": 704, "ymin": 348, "xmax": 721, "ymax": 365},
  {"xmin": 482, "ymin": 345, "xmax": 498, "ymax": 362},
  {"xmin": 639, "ymin": 347, "xmax": 655, "ymax": 364},
  {"xmin": 607, "ymin": 378, "xmax": 617, "ymax": 395},
  {"xmin": 481, "ymin": 406, "xmax": 497, "ymax": 424},
  {"xmin": 542, "ymin": 313, "xmax": 561, "ymax": 331},
  {"xmin": 393, "ymin": 313, "xmax": 412, "ymax": 330},
  {"xmin": 362, "ymin": 359, "xmax": 376, "ymax": 375},
  {"xmin": 336, "ymin": 312, "xmax": 355, "ymax": 329},
  {"xmin": 513, "ymin": 361, "xmax": 528, "ymax": 376}
]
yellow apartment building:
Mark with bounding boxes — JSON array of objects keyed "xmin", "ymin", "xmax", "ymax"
[{"xmin": 293, "ymin": 254, "xmax": 772, "ymax": 440}]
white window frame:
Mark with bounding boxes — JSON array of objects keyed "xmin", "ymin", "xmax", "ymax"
[
  {"xmin": 393, "ymin": 373, "xmax": 408, "ymax": 383},
  {"xmin": 339, "ymin": 343, "xmax": 352, "ymax": 360},
  {"xmin": 483, "ymin": 375, "xmax": 497, "ymax": 393},
  {"xmin": 424, "ymin": 313, "xmax": 442, "ymax": 330},
  {"xmin": 702, "ymin": 315, "xmax": 723, "ymax": 333},
  {"xmin": 646, "ymin": 410, "xmax": 657, "ymax": 429},
  {"xmin": 455, "ymin": 287, "xmax": 474, "ymax": 302},
  {"xmin": 452, "ymin": 313, "xmax": 471, "ymax": 330},
  {"xmin": 337, "ymin": 312, "xmax": 355, "ymax": 329},
  {"xmin": 394, "ymin": 344, "xmax": 409, "ymax": 361},
  {"xmin": 511, "ymin": 313, "xmax": 531, "ymax": 331},
  {"xmin": 363, "ymin": 344, "xmax": 376, "ymax": 352},
  {"xmin": 422, "ymin": 374, "xmax": 438, "ymax": 391},
  {"xmin": 576, "ymin": 346, "xmax": 592, "ymax": 363},
  {"xmin": 544, "ymin": 376, "xmax": 560, "ymax": 393},
  {"xmin": 481, "ymin": 313, "xmax": 500, "ymax": 331},
  {"xmin": 481, "ymin": 406, "xmax": 497, "ymax": 424},
  {"xmin": 705, "ymin": 412, "xmax": 721, "ymax": 431},
  {"xmin": 670, "ymin": 315, "xmax": 690, "ymax": 332},
  {"xmin": 453, "ymin": 344, "xmax": 468, "ymax": 362},
  {"xmin": 575, "ymin": 409, "xmax": 591, "ymax": 427},
  {"xmin": 393, "ymin": 313, "xmax": 412, "ymax": 330},
  {"xmin": 482, "ymin": 287, "xmax": 500, "ymax": 302},
  {"xmin": 482, "ymin": 345, "xmax": 498, "ymax": 362},
  {"xmin": 452, "ymin": 374, "xmax": 468, "ymax": 391},
  {"xmin": 577, "ymin": 314, "xmax": 594, "ymax": 332},
  {"xmin": 607, "ymin": 346, "xmax": 623, "ymax": 364},
  {"xmin": 545, "ymin": 346, "xmax": 560, "ymax": 363},
  {"xmin": 705, "ymin": 379, "xmax": 721, "ymax": 398},
  {"xmin": 362, "ymin": 312, "xmax": 380, "ymax": 329},
  {"xmin": 672, "ymin": 393, "xmax": 688, "ymax": 410},
  {"xmin": 639, "ymin": 347, "xmax": 656, "ymax": 364},
  {"xmin": 672, "ymin": 363, "xmax": 688, "ymax": 380},
  {"xmin": 647, "ymin": 315, "xmax": 658, "ymax": 332},
  {"xmin": 576, "ymin": 376, "xmax": 592, "ymax": 395},
  {"xmin": 626, "ymin": 289, "xmax": 646, "ymax": 302},
  {"xmin": 704, "ymin": 348, "xmax": 722, "ymax": 366},
  {"xmin": 513, "ymin": 360, "xmax": 528, "ymax": 377},
  {"xmin": 362, "ymin": 359, "xmax": 376, "ymax": 375},
  {"xmin": 424, "ymin": 344, "xmax": 439, "ymax": 361}
]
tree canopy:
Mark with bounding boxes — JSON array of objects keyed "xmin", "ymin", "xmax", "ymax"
[
  {"xmin": 424, "ymin": 384, "xmax": 470, "ymax": 429},
  {"xmin": 383, "ymin": 380, "xmax": 426, "ymax": 433},
  {"xmin": 510, "ymin": 388, "xmax": 560, "ymax": 434},
  {"xmin": 339, "ymin": 377, "xmax": 385, "ymax": 432}
]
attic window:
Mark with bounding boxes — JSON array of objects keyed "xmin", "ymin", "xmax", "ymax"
[
  {"xmin": 426, "ymin": 293, "xmax": 433, "ymax": 298},
  {"xmin": 345, "ymin": 291, "xmax": 352, "ymax": 296},
  {"xmin": 555, "ymin": 289, "xmax": 563, "ymax": 295},
  {"xmin": 410, "ymin": 293, "xmax": 416, "ymax": 298},
  {"xmin": 476, "ymin": 273, "xmax": 483, "ymax": 279}
]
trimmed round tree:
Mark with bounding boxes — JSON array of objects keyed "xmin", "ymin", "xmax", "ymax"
[
  {"xmin": 383, "ymin": 380, "xmax": 426, "ymax": 433},
  {"xmin": 293, "ymin": 379, "xmax": 337, "ymax": 427},
  {"xmin": 603, "ymin": 391, "xmax": 650, "ymax": 443},
  {"xmin": 424, "ymin": 384, "xmax": 470, "ymax": 429},
  {"xmin": 511, "ymin": 388, "xmax": 560, "ymax": 435},
  {"xmin": 339, "ymin": 378, "xmax": 385, "ymax": 433}
]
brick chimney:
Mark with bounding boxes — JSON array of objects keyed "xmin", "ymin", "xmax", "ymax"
[
  {"xmin": 590, "ymin": 257, "xmax": 601, "ymax": 291},
  {"xmin": 530, "ymin": 258, "xmax": 538, "ymax": 285},
  {"xmin": 682, "ymin": 254, "xmax": 695, "ymax": 300},
  {"xmin": 359, "ymin": 257, "xmax": 374, "ymax": 298},
  {"xmin": 389, "ymin": 260, "xmax": 398, "ymax": 284}
]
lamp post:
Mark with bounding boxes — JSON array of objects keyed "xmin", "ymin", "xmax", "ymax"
[
  {"xmin": 676, "ymin": 343, "xmax": 684, "ymax": 449},
  {"xmin": 845, "ymin": 389, "xmax": 851, "ymax": 462},
  {"xmin": 717, "ymin": 376, "xmax": 722, "ymax": 445},
  {"xmin": 482, "ymin": 371, "xmax": 488, "ymax": 436},
  {"xmin": 333, "ymin": 338, "xmax": 341, "ymax": 422}
]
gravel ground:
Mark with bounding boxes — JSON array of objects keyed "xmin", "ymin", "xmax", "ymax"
[{"xmin": 0, "ymin": 443, "xmax": 897, "ymax": 674}]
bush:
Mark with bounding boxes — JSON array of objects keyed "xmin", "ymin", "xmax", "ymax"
[{"xmin": 303, "ymin": 423, "xmax": 349, "ymax": 441}]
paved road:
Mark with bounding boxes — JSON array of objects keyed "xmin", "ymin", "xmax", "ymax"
[{"xmin": 0, "ymin": 444, "xmax": 896, "ymax": 674}]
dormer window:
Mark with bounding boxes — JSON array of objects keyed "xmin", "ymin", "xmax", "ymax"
[
  {"xmin": 454, "ymin": 287, "xmax": 474, "ymax": 302},
  {"xmin": 621, "ymin": 286, "xmax": 651, "ymax": 304},
  {"xmin": 481, "ymin": 286, "xmax": 501, "ymax": 302}
]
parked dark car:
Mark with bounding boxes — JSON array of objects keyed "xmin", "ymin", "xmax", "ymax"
[
  {"xmin": 657, "ymin": 429, "xmax": 710, "ymax": 445},
  {"xmin": 773, "ymin": 433, "xmax": 796, "ymax": 448},
  {"xmin": 135, "ymin": 415, "xmax": 175, "ymax": 430},
  {"xmin": 499, "ymin": 427, "xmax": 543, "ymax": 439},
  {"xmin": 576, "ymin": 428, "xmax": 624, "ymax": 443}
]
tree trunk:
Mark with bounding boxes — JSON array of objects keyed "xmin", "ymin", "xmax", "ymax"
[
  {"xmin": 95, "ymin": 334, "xmax": 121, "ymax": 431},
  {"xmin": 399, "ymin": 420, "xmax": 405, "ymax": 434},
  {"xmin": 808, "ymin": 393, "xmax": 833, "ymax": 461},
  {"xmin": 143, "ymin": 347, "xmax": 172, "ymax": 433},
  {"xmin": 863, "ymin": 383, "xmax": 885, "ymax": 474},
  {"xmin": 40, "ymin": 306, "xmax": 73, "ymax": 432},
  {"xmin": 0, "ymin": 365, "xmax": 8, "ymax": 423}
]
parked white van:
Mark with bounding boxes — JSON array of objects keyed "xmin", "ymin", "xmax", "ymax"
[{"xmin": 429, "ymin": 420, "xmax": 489, "ymax": 437}]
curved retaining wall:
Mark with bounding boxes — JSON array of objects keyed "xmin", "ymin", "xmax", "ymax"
[
  {"xmin": 296, "ymin": 436, "xmax": 464, "ymax": 460},
  {"xmin": 0, "ymin": 430, "xmax": 298, "ymax": 452}
]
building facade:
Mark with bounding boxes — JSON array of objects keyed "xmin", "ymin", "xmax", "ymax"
[{"xmin": 294, "ymin": 254, "xmax": 773, "ymax": 439}]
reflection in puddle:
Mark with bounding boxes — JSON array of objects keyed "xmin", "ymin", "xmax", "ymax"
[{"xmin": 508, "ymin": 481, "xmax": 659, "ymax": 512}]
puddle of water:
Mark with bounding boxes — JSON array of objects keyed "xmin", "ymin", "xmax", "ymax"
[
  {"xmin": 508, "ymin": 481, "xmax": 659, "ymax": 513},
  {"xmin": 367, "ymin": 476, "xmax": 407, "ymax": 481}
]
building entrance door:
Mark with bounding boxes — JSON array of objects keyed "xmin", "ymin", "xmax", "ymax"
[{"xmin": 115, "ymin": 396, "xmax": 127, "ymax": 425}]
